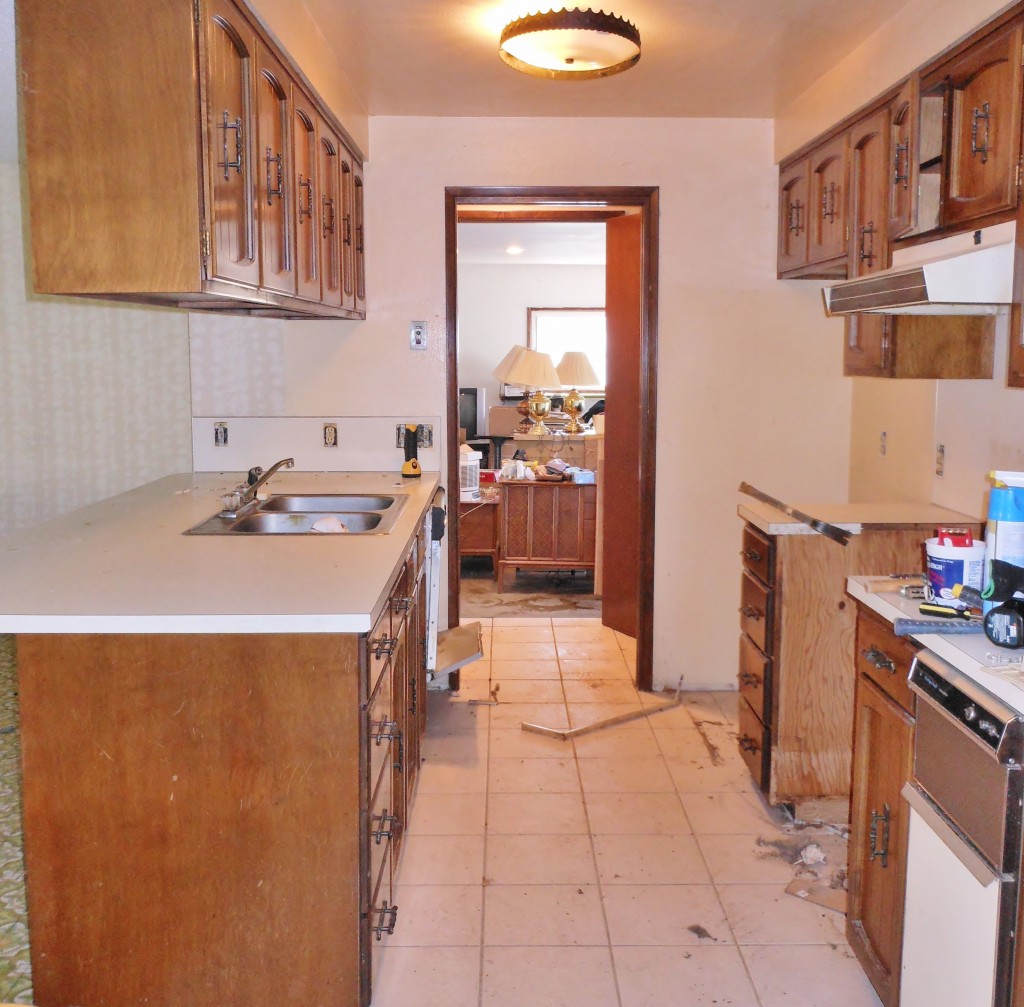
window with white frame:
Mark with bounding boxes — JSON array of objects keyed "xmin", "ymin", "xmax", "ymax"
[{"xmin": 527, "ymin": 307, "xmax": 606, "ymax": 390}]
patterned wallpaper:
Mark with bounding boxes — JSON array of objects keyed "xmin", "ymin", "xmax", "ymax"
[{"xmin": 0, "ymin": 163, "xmax": 193, "ymax": 538}]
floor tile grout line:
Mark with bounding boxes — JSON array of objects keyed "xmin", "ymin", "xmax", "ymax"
[{"xmin": 561, "ymin": 650, "xmax": 626, "ymax": 1007}]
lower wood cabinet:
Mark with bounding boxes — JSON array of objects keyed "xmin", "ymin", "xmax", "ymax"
[
  {"xmin": 847, "ymin": 605, "xmax": 917, "ymax": 1007},
  {"xmin": 499, "ymin": 481, "xmax": 596, "ymax": 590},
  {"xmin": 16, "ymin": 533, "xmax": 428, "ymax": 1007}
]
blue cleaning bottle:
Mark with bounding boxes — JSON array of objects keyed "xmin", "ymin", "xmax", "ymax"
[{"xmin": 983, "ymin": 472, "xmax": 1024, "ymax": 611}]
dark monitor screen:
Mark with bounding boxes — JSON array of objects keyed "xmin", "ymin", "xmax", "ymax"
[{"xmin": 459, "ymin": 387, "xmax": 479, "ymax": 439}]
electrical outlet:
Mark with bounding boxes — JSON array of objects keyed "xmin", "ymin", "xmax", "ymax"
[
  {"xmin": 323, "ymin": 422, "xmax": 338, "ymax": 447},
  {"xmin": 396, "ymin": 423, "xmax": 433, "ymax": 448},
  {"xmin": 409, "ymin": 321, "xmax": 428, "ymax": 350},
  {"xmin": 214, "ymin": 421, "xmax": 228, "ymax": 446},
  {"xmin": 880, "ymin": 431, "xmax": 887, "ymax": 457},
  {"xmin": 936, "ymin": 443, "xmax": 945, "ymax": 476}
]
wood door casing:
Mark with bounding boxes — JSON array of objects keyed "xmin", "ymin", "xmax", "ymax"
[{"xmin": 602, "ymin": 213, "xmax": 643, "ymax": 640}]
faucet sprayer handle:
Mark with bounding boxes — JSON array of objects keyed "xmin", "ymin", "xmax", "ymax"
[{"xmin": 247, "ymin": 466, "xmax": 264, "ymax": 486}]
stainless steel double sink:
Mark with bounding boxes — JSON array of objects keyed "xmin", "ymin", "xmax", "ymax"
[{"xmin": 186, "ymin": 494, "xmax": 406, "ymax": 536}]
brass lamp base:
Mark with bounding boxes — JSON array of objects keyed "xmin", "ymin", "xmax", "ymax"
[
  {"xmin": 526, "ymin": 390, "xmax": 552, "ymax": 435},
  {"xmin": 562, "ymin": 387, "xmax": 585, "ymax": 433}
]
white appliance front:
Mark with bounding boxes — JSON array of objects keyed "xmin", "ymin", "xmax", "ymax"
[{"xmin": 900, "ymin": 803, "xmax": 1000, "ymax": 1007}]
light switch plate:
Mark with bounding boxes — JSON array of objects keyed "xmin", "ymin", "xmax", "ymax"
[{"xmin": 410, "ymin": 321, "xmax": 427, "ymax": 350}]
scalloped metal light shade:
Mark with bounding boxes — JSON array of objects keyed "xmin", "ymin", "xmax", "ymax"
[{"xmin": 499, "ymin": 8, "xmax": 641, "ymax": 80}]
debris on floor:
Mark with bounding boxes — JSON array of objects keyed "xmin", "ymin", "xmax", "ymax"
[{"xmin": 785, "ymin": 876, "xmax": 848, "ymax": 914}]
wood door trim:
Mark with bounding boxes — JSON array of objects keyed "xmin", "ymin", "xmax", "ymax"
[{"xmin": 444, "ymin": 185, "xmax": 658, "ymax": 693}]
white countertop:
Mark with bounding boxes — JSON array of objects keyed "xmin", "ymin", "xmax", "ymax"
[
  {"xmin": 740, "ymin": 500, "xmax": 979, "ymax": 536},
  {"xmin": 0, "ymin": 471, "xmax": 441, "ymax": 635},
  {"xmin": 847, "ymin": 576, "xmax": 1024, "ymax": 716}
]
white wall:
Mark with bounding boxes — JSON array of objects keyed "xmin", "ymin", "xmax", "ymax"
[
  {"xmin": 191, "ymin": 115, "xmax": 852, "ymax": 690},
  {"xmin": 457, "ymin": 263, "xmax": 604, "ymax": 394},
  {"xmin": 0, "ymin": 0, "xmax": 192, "ymax": 539}
]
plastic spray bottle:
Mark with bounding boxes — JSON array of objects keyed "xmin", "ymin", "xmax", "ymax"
[{"xmin": 982, "ymin": 471, "xmax": 1024, "ymax": 610}]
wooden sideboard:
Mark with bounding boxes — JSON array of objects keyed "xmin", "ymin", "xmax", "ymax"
[
  {"xmin": 459, "ymin": 496, "xmax": 500, "ymax": 575},
  {"xmin": 499, "ymin": 481, "xmax": 596, "ymax": 591}
]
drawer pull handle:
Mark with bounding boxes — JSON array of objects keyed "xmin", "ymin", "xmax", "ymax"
[
  {"xmin": 869, "ymin": 804, "xmax": 891, "ymax": 868},
  {"xmin": 372, "ymin": 901, "xmax": 399, "ymax": 940},
  {"xmin": 738, "ymin": 735, "xmax": 760, "ymax": 754},
  {"xmin": 372, "ymin": 809, "xmax": 400, "ymax": 845},
  {"xmin": 392, "ymin": 596, "xmax": 412, "ymax": 613},
  {"xmin": 970, "ymin": 102, "xmax": 990, "ymax": 164},
  {"xmin": 373, "ymin": 635, "xmax": 398, "ymax": 659},
  {"xmin": 372, "ymin": 719, "xmax": 399, "ymax": 746},
  {"xmin": 741, "ymin": 547, "xmax": 762, "ymax": 563},
  {"xmin": 860, "ymin": 646, "xmax": 896, "ymax": 674},
  {"xmin": 893, "ymin": 138, "xmax": 910, "ymax": 188},
  {"xmin": 740, "ymin": 605, "xmax": 762, "ymax": 621},
  {"xmin": 739, "ymin": 671, "xmax": 761, "ymax": 688}
]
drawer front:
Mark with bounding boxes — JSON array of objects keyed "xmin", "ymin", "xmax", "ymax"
[
  {"xmin": 737, "ymin": 696, "xmax": 770, "ymax": 792},
  {"xmin": 856, "ymin": 609, "xmax": 917, "ymax": 714},
  {"xmin": 367, "ymin": 670, "xmax": 395, "ymax": 802},
  {"xmin": 368, "ymin": 793, "xmax": 398, "ymax": 908},
  {"xmin": 739, "ymin": 571, "xmax": 772, "ymax": 654},
  {"xmin": 741, "ymin": 524, "xmax": 774, "ymax": 584},
  {"xmin": 368, "ymin": 838, "xmax": 397, "ymax": 941},
  {"xmin": 737, "ymin": 633, "xmax": 769, "ymax": 724}
]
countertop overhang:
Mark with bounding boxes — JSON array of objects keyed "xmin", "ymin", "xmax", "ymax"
[
  {"xmin": 739, "ymin": 500, "xmax": 980, "ymax": 536},
  {"xmin": 0, "ymin": 471, "xmax": 441, "ymax": 635}
]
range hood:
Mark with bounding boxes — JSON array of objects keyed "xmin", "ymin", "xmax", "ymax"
[{"xmin": 822, "ymin": 230, "xmax": 1016, "ymax": 316}]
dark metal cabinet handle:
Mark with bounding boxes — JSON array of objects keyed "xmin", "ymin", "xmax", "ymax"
[
  {"xmin": 738, "ymin": 735, "xmax": 759, "ymax": 753},
  {"xmin": 264, "ymin": 147, "xmax": 284, "ymax": 204},
  {"xmin": 859, "ymin": 221, "xmax": 876, "ymax": 267},
  {"xmin": 322, "ymin": 194, "xmax": 336, "ymax": 237},
  {"xmin": 893, "ymin": 138, "xmax": 909, "ymax": 188},
  {"xmin": 372, "ymin": 635, "xmax": 397, "ymax": 659},
  {"xmin": 372, "ymin": 901, "xmax": 398, "ymax": 940},
  {"xmin": 739, "ymin": 671, "xmax": 761, "ymax": 688},
  {"xmin": 372, "ymin": 719, "xmax": 399, "ymax": 746},
  {"xmin": 740, "ymin": 605, "xmax": 763, "ymax": 621},
  {"xmin": 970, "ymin": 102, "xmax": 991, "ymax": 164},
  {"xmin": 217, "ymin": 110, "xmax": 244, "ymax": 180},
  {"xmin": 392, "ymin": 596, "xmax": 412, "ymax": 613},
  {"xmin": 297, "ymin": 174, "xmax": 314, "ymax": 219},
  {"xmin": 869, "ymin": 805, "xmax": 891, "ymax": 867},
  {"xmin": 371, "ymin": 809, "xmax": 400, "ymax": 845},
  {"xmin": 787, "ymin": 199, "xmax": 804, "ymax": 235},
  {"xmin": 860, "ymin": 646, "xmax": 896, "ymax": 674},
  {"xmin": 821, "ymin": 181, "xmax": 837, "ymax": 223},
  {"xmin": 741, "ymin": 547, "xmax": 762, "ymax": 563}
]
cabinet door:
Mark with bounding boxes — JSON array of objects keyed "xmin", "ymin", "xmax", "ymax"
[
  {"xmin": 809, "ymin": 135, "xmax": 849, "ymax": 264},
  {"xmin": 204, "ymin": 0, "xmax": 259, "ymax": 287},
  {"xmin": 354, "ymin": 163, "xmax": 367, "ymax": 312},
  {"xmin": 844, "ymin": 315, "xmax": 892, "ymax": 378},
  {"xmin": 318, "ymin": 119, "xmax": 344, "ymax": 308},
  {"xmin": 340, "ymin": 151, "xmax": 357, "ymax": 312},
  {"xmin": 254, "ymin": 42, "xmax": 294, "ymax": 295},
  {"xmin": 292, "ymin": 94, "xmax": 321, "ymax": 301},
  {"xmin": 943, "ymin": 19, "xmax": 1024, "ymax": 227},
  {"xmin": 889, "ymin": 76, "xmax": 919, "ymax": 238},
  {"xmin": 849, "ymin": 109, "xmax": 890, "ymax": 278},
  {"xmin": 777, "ymin": 159, "xmax": 810, "ymax": 273},
  {"xmin": 502, "ymin": 484, "xmax": 531, "ymax": 560},
  {"xmin": 848, "ymin": 674, "xmax": 914, "ymax": 1007}
]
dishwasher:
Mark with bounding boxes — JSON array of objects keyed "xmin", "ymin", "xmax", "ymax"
[{"xmin": 901, "ymin": 650, "xmax": 1024, "ymax": 1007}]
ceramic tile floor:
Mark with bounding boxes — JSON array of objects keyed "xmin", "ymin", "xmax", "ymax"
[{"xmin": 372, "ymin": 617, "xmax": 881, "ymax": 1007}]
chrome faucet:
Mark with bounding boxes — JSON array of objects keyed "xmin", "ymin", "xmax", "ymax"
[{"xmin": 241, "ymin": 457, "xmax": 295, "ymax": 505}]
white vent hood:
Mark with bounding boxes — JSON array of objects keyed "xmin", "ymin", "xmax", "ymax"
[{"xmin": 822, "ymin": 222, "xmax": 1016, "ymax": 316}]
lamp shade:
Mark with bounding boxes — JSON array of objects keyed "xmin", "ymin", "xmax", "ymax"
[
  {"xmin": 502, "ymin": 348, "xmax": 562, "ymax": 390},
  {"xmin": 555, "ymin": 351, "xmax": 600, "ymax": 387},
  {"xmin": 492, "ymin": 344, "xmax": 528, "ymax": 382}
]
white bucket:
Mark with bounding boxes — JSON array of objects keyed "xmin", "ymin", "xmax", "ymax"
[{"xmin": 925, "ymin": 538, "xmax": 986, "ymax": 602}]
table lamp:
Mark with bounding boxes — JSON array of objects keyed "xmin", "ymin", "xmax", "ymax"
[
  {"xmin": 555, "ymin": 351, "xmax": 600, "ymax": 433},
  {"xmin": 500, "ymin": 348, "xmax": 562, "ymax": 435},
  {"xmin": 492, "ymin": 345, "xmax": 534, "ymax": 432}
]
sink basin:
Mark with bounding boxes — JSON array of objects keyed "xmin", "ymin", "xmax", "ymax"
[
  {"xmin": 229, "ymin": 511, "xmax": 383, "ymax": 534},
  {"xmin": 185, "ymin": 492, "xmax": 407, "ymax": 536},
  {"xmin": 258, "ymin": 494, "xmax": 398, "ymax": 513}
]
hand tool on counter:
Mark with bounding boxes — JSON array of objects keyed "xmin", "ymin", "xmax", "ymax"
[
  {"xmin": 401, "ymin": 423, "xmax": 422, "ymax": 479},
  {"xmin": 861, "ymin": 575, "xmax": 926, "ymax": 597},
  {"xmin": 893, "ymin": 618, "xmax": 985, "ymax": 637},
  {"xmin": 738, "ymin": 482, "xmax": 852, "ymax": 546}
]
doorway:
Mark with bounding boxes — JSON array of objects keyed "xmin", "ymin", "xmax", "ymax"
[{"xmin": 445, "ymin": 187, "xmax": 658, "ymax": 692}]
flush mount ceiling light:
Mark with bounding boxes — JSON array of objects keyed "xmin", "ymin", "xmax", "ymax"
[{"xmin": 499, "ymin": 8, "xmax": 641, "ymax": 80}]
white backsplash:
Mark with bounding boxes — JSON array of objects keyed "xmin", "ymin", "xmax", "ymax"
[{"xmin": 192, "ymin": 416, "xmax": 442, "ymax": 474}]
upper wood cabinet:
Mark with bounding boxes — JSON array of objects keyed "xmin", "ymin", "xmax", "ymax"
[
  {"xmin": 777, "ymin": 161, "xmax": 810, "ymax": 273},
  {"xmin": 809, "ymin": 134, "xmax": 850, "ymax": 266},
  {"xmin": 18, "ymin": 0, "xmax": 365, "ymax": 320},
  {"xmin": 888, "ymin": 77, "xmax": 919, "ymax": 239},
  {"xmin": 933, "ymin": 19, "xmax": 1024, "ymax": 229}
]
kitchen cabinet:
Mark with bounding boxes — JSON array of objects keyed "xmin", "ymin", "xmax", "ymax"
[
  {"xmin": 18, "ymin": 0, "xmax": 365, "ymax": 319},
  {"xmin": 15, "ymin": 533, "xmax": 427, "ymax": 1007},
  {"xmin": 776, "ymin": 136, "xmax": 849, "ymax": 278},
  {"xmin": 499, "ymin": 481, "xmax": 596, "ymax": 591},
  {"xmin": 844, "ymin": 314, "xmax": 995, "ymax": 379},
  {"xmin": 734, "ymin": 505, "xmax": 974, "ymax": 813},
  {"xmin": 848, "ymin": 605, "xmax": 917, "ymax": 1007},
  {"xmin": 460, "ymin": 496, "xmax": 501, "ymax": 574},
  {"xmin": 928, "ymin": 18, "xmax": 1024, "ymax": 230},
  {"xmin": 888, "ymin": 77, "xmax": 920, "ymax": 240}
]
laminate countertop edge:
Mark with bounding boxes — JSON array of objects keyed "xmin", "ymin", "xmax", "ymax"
[
  {"xmin": 739, "ymin": 501, "xmax": 981, "ymax": 536},
  {"xmin": 0, "ymin": 471, "xmax": 441, "ymax": 635}
]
